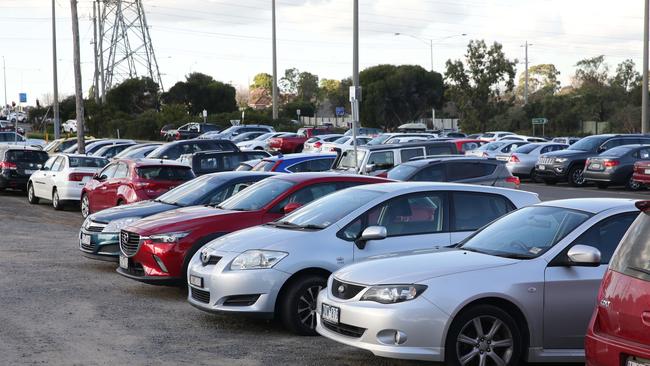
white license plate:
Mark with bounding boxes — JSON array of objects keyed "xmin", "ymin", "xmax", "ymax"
[
  {"xmin": 627, "ymin": 359, "xmax": 650, "ymax": 366},
  {"xmin": 645, "ymin": 169, "xmax": 650, "ymax": 175},
  {"xmin": 189, "ymin": 275, "xmax": 203, "ymax": 288},
  {"xmin": 497, "ymin": 156, "xmax": 508, "ymax": 161},
  {"xmin": 24, "ymin": 170, "xmax": 34, "ymax": 175},
  {"xmin": 81, "ymin": 234, "xmax": 91, "ymax": 245},
  {"xmin": 119, "ymin": 255, "xmax": 128, "ymax": 269},
  {"xmin": 590, "ymin": 163, "xmax": 602, "ymax": 170},
  {"xmin": 537, "ymin": 165, "xmax": 546, "ymax": 171},
  {"xmin": 321, "ymin": 303, "xmax": 340, "ymax": 324}
]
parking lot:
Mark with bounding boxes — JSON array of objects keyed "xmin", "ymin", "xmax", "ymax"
[{"xmin": 0, "ymin": 183, "xmax": 646, "ymax": 366}]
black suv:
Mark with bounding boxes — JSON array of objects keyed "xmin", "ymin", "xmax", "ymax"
[
  {"xmin": 178, "ymin": 150, "xmax": 271, "ymax": 176},
  {"xmin": 165, "ymin": 123, "xmax": 221, "ymax": 141},
  {"xmin": 148, "ymin": 139, "xmax": 239, "ymax": 161},
  {"xmin": 535, "ymin": 134, "xmax": 650, "ymax": 186},
  {"xmin": 0, "ymin": 146, "xmax": 49, "ymax": 191}
]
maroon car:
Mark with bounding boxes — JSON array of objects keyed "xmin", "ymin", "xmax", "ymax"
[{"xmin": 268, "ymin": 127, "xmax": 333, "ymax": 154}]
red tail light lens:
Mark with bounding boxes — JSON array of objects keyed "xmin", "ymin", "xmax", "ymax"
[
  {"xmin": 314, "ymin": 142, "xmax": 322, "ymax": 148},
  {"xmin": 0, "ymin": 161, "xmax": 17, "ymax": 170},
  {"xmin": 604, "ymin": 160, "xmax": 620, "ymax": 168},
  {"xmin": 509, "ymin": 155, "xmax": 520, "ymax": 163},
  {"xmin": 68, "ymin": 173, "xmax": 93, "ymax": 182},
  {"xmin": 506, "ymin": 176, "xmax": 520, "ymax": 188},
  {"xmin": 134, "ymin": 181, "xmax": 151, "ymax": 188}
]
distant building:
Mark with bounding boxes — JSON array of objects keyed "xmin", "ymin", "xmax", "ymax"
[{"xmin": 248, "ymin": 88, "xmax": 272, "ymax": 110}]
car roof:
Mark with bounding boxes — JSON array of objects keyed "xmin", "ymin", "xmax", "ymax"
[
  {"xmin": 264, "ymin": 153, "xmax": 337, "ymax": 161},
  {"xmin": 0, "ymin": 145, "xmax": 43, "ymax": 153},
  {"xmin": 115, "ymin": 158, "xmax": 191, "ymax": 167},
  {"xmin": 201, "ymin": 171, "xmax": 278, "ymax": 180},
  {"xmin": 345, "ymin": 181, "xmax": 538, "ymax": 197},
  {"xmin": 271, "ymin": 171, "xmax": 389, "ymax": 183},
  {"xmin": 60, "ymin": 153, "xmax": 107, "ymax": 159},
  {"xmin": 403, "ymin": 156, "xmax": 497, "ymax": 166},
  {"xmin": 537, "ymin": 198, "xmax": 639, "ymax": 214},
  {"xmin": 363, "ymin": 140, "xmax": 453, "ymax": 151}
]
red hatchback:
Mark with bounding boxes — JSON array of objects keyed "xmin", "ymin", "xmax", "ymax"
[
  {"xmin": 586, "ymin": 200, "xmax": 650, "ymax": 366},
  {"xmin": 633, "ymin": 161, "xmax": 650, "ymax": 187},
  {"xmin": 81, "ymin": 159, "xmax": 194, "ymax": 218},
  {"xmin": 117, "ymin": 173, "xmax": 389, "ymax": 285}
]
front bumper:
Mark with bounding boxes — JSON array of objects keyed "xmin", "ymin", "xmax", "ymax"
[
  {"xmin": 535, "ymin": 163, "xmax": 569, "ymax": 180},
  {"xmin": 78, "ymin": 229, "xmax": 119, "ymax": 262},
  {"xmin": 186, "ymin": 250, "xmax": 290, "ymax": 317},
  {"xmin": 117, "ymin": 239, "xmax": 187, "ymax": 284},
  {"xmin": 315, "ymin": 283, "xmax": 447, "ymax": 362}
]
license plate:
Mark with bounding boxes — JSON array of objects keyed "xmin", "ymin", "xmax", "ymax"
[
  {"xmin": 24, "ymin": 170, "xmax": 34, "ymax": 175},
  {"xmin": 627, "ymin": 359, "xmax": 650, "ymax": 366},
  {"xmin": 590, "ymin": 163, "xmax": 602, "ymax": 170},
  {"xmin": 537, "ymin": 165, "xmax": 546, "ymax": 171},
  {"xmin": 119, "ymin": 255, "xmax": 128, "ymax": 269},
  {"xmin": 645, "ymin": 169, "xmax": 650, "ymax": 175},
  {"xmin": 189, "ymin": 275, "xmax": 203, "ymax": 288},
  {"xmin": 81, "ymin": 234, "xmax": 91, "ymax": 245},
  {"xmin": 497, "ymin": 156, "xmax": 508, "ymax": 161},
  {"xmin": 321, "ymin": 303, "xmax": 340, "ymax": 324}
]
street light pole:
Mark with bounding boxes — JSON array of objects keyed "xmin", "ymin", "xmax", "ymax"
[
  {"xmin": 2, "ymin": 56, "xmax": 6, "ymax": 110},
  {"xmin": 271, "ymin": 0, "xmax": 279, "ymax": 121},
  {"xmin": 643, "ymin": 0, "xmax": 649, "ymax": 133},
  {"xmin": 70, "ymin": 0, "xmax": 85, "ymax": 153},
  {"xmin": 352, "ymin": 0, "xmax": 360, "ymax": 171},
  {"xmin": 52, "ymin": 0, "xmax": 60, "ymax": 139}
]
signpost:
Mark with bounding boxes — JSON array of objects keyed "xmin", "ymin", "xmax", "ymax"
[
  {"xmin": 532, "ymin": 117, "xmax": 548, "ymax": 137},
  {"xmin": 296, "ymin": 109, "xmax": 301, "ymax": 123},
  {"xmin": 202, "ymin": 109, "xmax": 207, "ymax": 123}
]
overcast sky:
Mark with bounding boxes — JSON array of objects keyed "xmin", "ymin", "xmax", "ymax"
[{"xmin": 0, "ymin": 0, "xmax": 644, "ymax": 106}]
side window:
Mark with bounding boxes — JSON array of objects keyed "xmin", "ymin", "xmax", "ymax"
[
  {"xmin": 426, "ymin": 145, "xmax": 453, "ymax": 155},
  {"xmin": 400, "ymin": 148, "xmax": 425, "ymax": 162},
  {"xmin": 113, "ymin": 163, "xmax": 129, "ymax": 179},
  {"xmin": 43, "ymin": 157, "xmax": 57, "ymax": 170},
  {"xmin": 161, "ymin": 145, "xmax": 181, "ymax": 159},
  {"xmin": 462, "ymin": 142, "xmax": 479, "ymax": 152},
  {"xmin": 51, "ymin": 157, "xmax": 64, "ymax": 172},
  {"xmin": 411, "ymin": 164, "xmax": 446, "ymax": 182},
  {"xmin": 540, "ymin": 146, "xmax": 554, "ymax": 154},
  {"xmin": 367, "ymin": 151, "xmax": 394, "ymax": 170},
  {"xmin": 310, "ymin": 158, "xmax": 335, "ymax": 171},
  {"xmin": 447, "ymin": 163, "xmax": 492, "ymax": 181},
  {"xmin": 451, "ymin": 192, "xmax": 513, "ymax": 232},
  {"xmin": 571, "ymin": 213, "xmax": 638, "ymax": 264},
  {"xmin": 99, "ymin": 164, "xmax": 118, "ymax": 179},
  {"xmin": 601, "ymin": 139, "xmax": 623, "ymax": 151},
  {"xmin": 287, "ymin": 160, "xmax": 312, "ymax": 173},
  {"xmin": 270, "ymin": 183, "xmax": 339, "ymax": 213},
  {"xmin": 639, "ymin": 148, "xmax": 650, "ymax": 159}
]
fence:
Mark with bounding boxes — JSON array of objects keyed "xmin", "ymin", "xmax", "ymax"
[{"xmin": 300, "ymin": 116, "xmax": 353, "ymax": 128}]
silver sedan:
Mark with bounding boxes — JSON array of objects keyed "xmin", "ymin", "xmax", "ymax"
[
  {"xmin": 317, "ymin": 198, "xmax": 640, "ymax": 364},
  {"xmin": 497, "ymin": 143, "xmax": 568, "ymax": 181},
  {"xmin": 465, "ymin": 141, "xmax": 529, "ymax": 158}
]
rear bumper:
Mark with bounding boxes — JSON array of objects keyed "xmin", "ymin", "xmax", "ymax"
[
  {"xmin": 633, "ymin": 172, "xmax": 650, "ymax": 184},
  {"xmin": 56, "ymin": 183, "xmax": 85, "ymax": 201},
  {"xmin": 584, "ymin": 170, "xmax": 628, "ymax": 184},
  {"xmin": 0, "ymin": 174, "xmax": 28, "ymax": 190},
  {"xmin": 585, "ymin": 329, "xmax": 650, "ymax": 366}
]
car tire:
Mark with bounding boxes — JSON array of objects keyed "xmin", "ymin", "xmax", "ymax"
[
  {"xmin": 596, "ymin": 183, "xmax": 608, "ymax": 190},
  {"xmin": 626, "ymin": 174, "xmax": 642, "ymax": 191},
  {"xmin": 279, "ymin": 275, "xmax": 327, "ymax": 336},
  {"xmin": 568, "ymin": 165, "xmax": 586, "ymax": 187},
  {"xmin": 529, "ymin": 169, "xmax": 540, "ymax": 183},
  {"xmin": 27, "ymin": 183, "xmax": 39, "ymax": 204},
  {"xmin": 445, "ymin": 304, "xmax": 524, "ymax": 366},
  {"xmin": 52, "ymin": 189, "xmax": 63, "ymax": 210},
  {"xmin": 80, "ymin": 193, "xmax": 90, "ymax": 218},
  {"xmin": 543, "ymin": 179, "xmax": 557, "ymax": 185}
]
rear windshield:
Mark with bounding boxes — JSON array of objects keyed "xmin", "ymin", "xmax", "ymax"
[
  {"xmin": 610, "ymin": 211, "xmax": 650, "ymax": 282},
  {"xmin": 514, "ymin": 144, "xmax": 539, "ymax": 154},
  {"xmin": 69, "ymin": 157, "xmax": 109, "ymax": 168},
  {"xmin": 6, "ymin": 150, "xmax": 48, "ymax": 163},
  {"xmin": 136, "ymin": 166, "xmax": 194, "ymax": 181},
  {"xmin": 252, "ymin": 160, "xmax": 277, "ymax": 172}
]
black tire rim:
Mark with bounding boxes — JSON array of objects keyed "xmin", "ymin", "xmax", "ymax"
[
  {"xmin": 297, "ymin": 285, "xmax": 322, "ymax": 330},
  {"xmin": 81, "ymin": 196, "xmax": 89, "ymax": 217},
  {"xmin": 571, "ymin": 168, "xmax": 585, "ymax": 185},
  {"xmin": 456, "ymin": 315, "xmax": 514, "ymax": 366}
]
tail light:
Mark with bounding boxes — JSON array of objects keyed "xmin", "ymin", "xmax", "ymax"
[
  {"xmin": 636, "ymin": 201, "xmax": 650, "ymax": 212},
  {"xmin": 509, "ymin": 154, "xmax": 520, "ymax": 163},
  {"xmin": 505, "ymin": 176, "xmax": 520, "ymax": 188},
  {"xmin": 314, "ymin": 142, "xmax": 322, "ymax": 148},
  {"xmin": 134, "ymin": 181, "xmax": 151, "ymax": 188},
  {"xmin": 0, "ymin": 161, "xmax": 17, "ymax": 170},
  {"xmin": 329, "ymin": 147, "xmax": 336, "ymax": 152},
  {"xmin": 175, "ymin": 131, "xmax": 181, "ymax": 140},
  {"xmin": 68, "ymin": 173, "xmax": 93, "ymax": 181},
  {"xmin": 603, "ymin": 160, "xmax": 620, "ymax": 168}
]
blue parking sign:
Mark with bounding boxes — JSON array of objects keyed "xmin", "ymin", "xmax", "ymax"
[
  {"xmin": 19, "ymin": 93, "xmax": 27, "ymax": 103},
  {"xmin": 335, "ymin": 107, "xmax": 345, "ymax": 117}
]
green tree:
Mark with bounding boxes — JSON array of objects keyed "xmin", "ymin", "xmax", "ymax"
[
  {"xmin": 280, "ymin": 68, "xmax": 300, "ymax": 94},
  {"xmin": 106, "ymin": 77, "xmax": 160, "ymax": 115},
  {"xmin": 516, "ymin": 64, "xmax": 560, "ymax": 100},
  {"xmin": 574, "ymin": 55, "xmax": 609, "ymax": 87},
  {"xmin": 611, "ymin": 59, "xmax": 641, "ymax": 92},
  {"xmin": 297, "ymin": 71, "xmax": 319, "ymax": 101},
  {"xmin": 250, "ymin": 73, "xmax": 273, "ymax": 91},
  {"xmin": 444, "ymin": 40, "xmax": 517, "ymax": 132},
  {"xmin": 162, "ymin": 72, "xmax": 237, "ymax": 115}
]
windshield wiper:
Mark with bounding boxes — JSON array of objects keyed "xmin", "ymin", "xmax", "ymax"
[
  {"xmin": 628, "ymin": 266, "xmax": 650, "ymax": 276},
  {"xmin": 267, "ymin": 221, "xmax": 301, "ymax": 229},
  {"xmin": 493, "ymin": 253, "xmax": 534, "ymax": 260},
  {"xmin": 297, "ymin": 224, "xmax": 326, "ymax": 230}
]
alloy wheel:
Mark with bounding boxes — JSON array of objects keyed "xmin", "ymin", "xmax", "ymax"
[
  {"xmin": 28, "ymin": 186, "xmax": 34, "ymax": 201},
  {"xmin": 571, "ymin": 168, "xmax": 585, "ymax": 186},
  {"xmin": 628, "ymin": 177, "xmax": 641, "ymax": 191},
  {"xmin": 456, "ymin": 315, "xmax": 514, "ymax": 366},
  {"xmin": 81, "ymin": 195, "xmax": 89, "ymax": 218},
  {"xmin": 53, "ymin": 191, "xmax": 59, "ymax": 208},
  {"xmin": 296, "ymin": 285, "xmax": 322, "ymax": 330}
]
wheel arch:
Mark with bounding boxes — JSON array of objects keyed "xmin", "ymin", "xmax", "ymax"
[{"xmin": 273, "ymin": 267, "xmax": 331, "ymax": 315}]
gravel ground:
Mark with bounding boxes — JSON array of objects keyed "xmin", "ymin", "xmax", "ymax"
[{"xmin": 2, "ymin": 183, "xmax": 646, "ymax": 365}]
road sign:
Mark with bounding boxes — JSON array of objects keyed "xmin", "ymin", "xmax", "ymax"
[
  {"xmin": 532, "ymin": 118, "xmax": 548, "ymax": 125},
  {"xmin": 335, "ymin": 107, "xmax": 345, "ymax": 117},
  {"xmin": 296, "ymin": 109, "xmax": 301, "ymax": 116},
  {"xmin": 349, "ymin": 86, "xmax": 362, "ymax": 102},
  {"xmin": 19, "ymin": 93, "xmax": 27, "ymax": 103}
]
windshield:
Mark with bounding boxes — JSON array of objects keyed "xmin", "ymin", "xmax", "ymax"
[
  {"xmin": 459, "ymin": 206, "xmax": 592, "ymax": 259},
  {"xmin": 334, "ymin": 136, "xmax": 351, "ymax": 144},
  {"xmin": 337, "ymin": 149, "xmax": 366, "ymax": 170},
  {"xmin": 387, "ymin": 164, "xmax": 418, "ymax": 180},
  {"xmin": 156, "ymin": 175, "xmax": 223, "ymax": 206},
  {"xmin": 482, "ymin": 141, "xmax": 507, "ymax": 151},
  {"xmin": 252, "ymin": 160, "xmax": 277, "ymax": 172},
  {"xmin": 219, "ymin": 126, "xmax": 238, "ymax": 135},
  {"xmin": 276, "ymin": 188, "xmax": 383, "ymax": 229},
  {"xmin": 218, "ymin": 178, "xmax": 294, "ymax": 211},
  {"xmin": 568, "ymin": 136, "xmax": 607, "ymax": 152},
  {"xmin": 254, "ymin": 133, "xmax": 274, "ymax": 141},
  {"xmin": 599, "ymin": 146, "xmax": 635, "ymax": 157},
  {"xmin": 367, "ymin": 134, "xmax": 391, "ymax": 145},
  {"xmin": 69, "ymin": 156, "xmax": 109, "ymax": 168}
]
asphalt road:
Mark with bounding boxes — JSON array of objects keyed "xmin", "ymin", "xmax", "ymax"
[{"xmin": 0, "ymin": 183, "xmax": 646, "ymax": 365}]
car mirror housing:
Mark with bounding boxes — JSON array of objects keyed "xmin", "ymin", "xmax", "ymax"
[
  {"xmin": 355, "ymin": 226, "xmax": 387, "ymax": 250},
  {"xmin": 364, "ymin": 164, "xmax": 376, "ymax": 173},
  {"xmin": 567, "ymin": 245, "xmax": 601, "ymax": 267},
  {"xmin": 283, "ymin": 202, "xmax": 302, "ymax": 214}
]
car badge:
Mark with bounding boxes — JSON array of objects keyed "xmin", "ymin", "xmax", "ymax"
[
  {"xmin": 337, "ymin": 285, "xmax": 346, "ymax": 294},
  {"xmin": 600, "ymin": 299, "xmax": 611, "ymax": 308},
  {"xmin": 200, "ymin": 249, "xmax": 210, "ymax": 266}
]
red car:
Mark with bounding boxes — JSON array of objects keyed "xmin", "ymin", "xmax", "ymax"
[
  {"xmin": 633, "ymin": 161, "xmax": 650, "ymax": 187},
  {"xmin": 81, "ymin": 159, "xmax": 194, "ymax": 218},
  {"xmin": 268, "ymin": 127, "xmax": 333, "ymax": 154},
  {"xmin": 585, "ymin": 200, "xmax": 650, "ymax": 366},
  {"xmin": 117, "ymin": 173, "xmax": 389, "ymax": 285},
  {"xmin": 451, "ymin": 139, "xmax": 487, "ymax": 154}
]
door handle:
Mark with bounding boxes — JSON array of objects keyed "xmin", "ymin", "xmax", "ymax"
[{"xmin": 642, "ymin": 312, "xmax": 650, "ymax": 327}]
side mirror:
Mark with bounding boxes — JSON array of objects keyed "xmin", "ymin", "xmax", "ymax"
[
  {"xmin": 355, "ymin": 226, "xmax": 387, "ymax": 250},
  {"xmin": 42, "ymin": 166, "xmax": 50, "ymax": 171},
  {"xmin": 598, "ymin": 146, "xmax": 607, "ymax": 153},
  {"xmin": 364, "ymin": 164, "xmax": 376, "ymax": 173},
  {"xmin": 567, "ymin": 245, "xmax": 601, "ymax": 267},
  {"xmin": 283, "ymin": 202, "xmax": 302, "ymax": 214}
]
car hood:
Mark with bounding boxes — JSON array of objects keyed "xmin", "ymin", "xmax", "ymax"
[
  {"xmin": 127, "ymin": 205, "xmax": 243, "ymax": 234},
  {"xmin": 335, "ymin": 249, "xmax": 516, "ymax": 285},
  {"xmin": 541, "ymin": 149, "xmax": 590, "ymax": 158},
  {"xmin": 206, "ymin": 225, "xmax": 310, "ymax": 253},
  {"xmin": 90, "ymin": 200, "xmax": 178, "ymax": 223}
]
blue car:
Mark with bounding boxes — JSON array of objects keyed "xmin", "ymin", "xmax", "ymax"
[
  {"xmin": 251, "ymin": 153, "xmax": 336, "ymax": 173},
  {"xmin": 78, "ymin": 171, "xmax": 275, "ymax": 262}
]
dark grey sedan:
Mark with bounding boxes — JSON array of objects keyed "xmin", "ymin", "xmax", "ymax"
[{"xmin": 584, "ymin": 144, "xmax": 650, "ymax": 190}]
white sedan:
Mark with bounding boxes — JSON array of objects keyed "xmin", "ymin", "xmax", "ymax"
[
  {"xmin": 236, "ymin": 132, "xmax": 295, "ymax": 151},
  {"xmin": 318, "ymin": 136, "xmax": 373, "ymax": 153},
  {"xmin": 27, "ymin": 154, "xmax": 109, "ymax": 210},
  {"xmin": 303, "ymin": 134, "xmax": 344, "ymax": 153}
]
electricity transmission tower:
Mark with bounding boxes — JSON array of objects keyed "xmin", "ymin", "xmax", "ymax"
[{"xmin": 94, "ymin": 0, "xmax": 163, "ymax": 101}]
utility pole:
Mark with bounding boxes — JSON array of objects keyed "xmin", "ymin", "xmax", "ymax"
[
  {"xmin": 98, "ymin": 0, "xmax": 106, "ymax": 103},
  {"xmin": 2, "ymin": 57, "xmax": 6, "ymax": 110},
  {"xmin": 92, "ymin": 0, "xmax": 100, "ymax": 105},
  {"xmin": 524, "ymin": 41, "xmax": 530, "ymax": 105},
  {"xmin": 641, "ymin": 0, "xmax": 650, "ymax": 133},
  {"xmin": 271, "ymin": 0, "xmax": 278, "ymax": 120},
  {"xmin": 351, "ymin": 0, "xmax": 360, "ymax": 171},
  {"xmin": 70, "ymin": 0, "xmax": 85, "ymax": 153},
  {"xmin": 52, "ymin": 0, "xmax": 60, "ymax": 139}
]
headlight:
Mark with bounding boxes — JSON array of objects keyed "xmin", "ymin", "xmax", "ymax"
[
  {"xmin": 103, "ymin": 217, "xmax": 141, "ymax": 233},
  {"xmin": 148, "ymin": 231, "xmax": 190, "ymax": 243},
  {"xmin": 361, "ymin": 285, "xmax": 427, "ymax": 304},
  {"xmin": 82, "ymin": 217, "xmax": 91, "ymax": 230},
  {"xmin": 554, "ymin": 158, "xmax": 568, "ymax": 163},
  {"xmin": 230, "ymin": 250, "xmax": 288, "ymax": 270}
]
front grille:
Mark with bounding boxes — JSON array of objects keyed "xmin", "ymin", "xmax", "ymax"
[
  {"xmin": 120, "ymin": 230, "xmax": 141, "ymax": 257},
  {"xmin": 85, "ymin": 221, "xmax": 107, "ymax": 233},
  {"xmin": 191, "ymin": 287, "xmax": 210, "ymax": 304},
  {"xmin": 223, "ymin": 294, "xmax": 260, "ymax": 307},
  {"xmin": 331, "ymin": 278, "xmax": 365, "ymax": 300},
  {"xmin": 322, "ymin": 321, "xmax": 366, "ymax": 338},
  {"xmin": 538, "ymin": 157, "xmax": 555, "ymax": 165}
]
